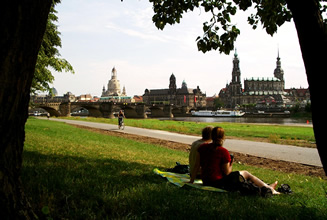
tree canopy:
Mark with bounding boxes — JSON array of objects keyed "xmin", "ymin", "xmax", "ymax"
[
  {"xmin": 31, "ymin": 6, "xmax": 74, "ymax": 94},
  {"xmin": 150, "ymin": 0, "xmax": 327, "ymax": 54}
]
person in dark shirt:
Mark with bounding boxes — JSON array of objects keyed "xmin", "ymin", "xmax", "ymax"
[{"xmin": 118, "ymin": 110, "xmax": 125, "ymax": 128}]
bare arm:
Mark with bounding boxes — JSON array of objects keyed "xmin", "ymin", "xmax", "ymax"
[
  {"xmin": 189, "ymin": 152, "xmax": 200, "ymax": 183},
  {"xmin": 222, "ymin": 160, "xmax": 233, "ymax": 176}
]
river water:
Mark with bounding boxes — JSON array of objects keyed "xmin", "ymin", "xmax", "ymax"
[{"xmin": 161, "ymin": 117, "xmax": 312, "ymax": 127}]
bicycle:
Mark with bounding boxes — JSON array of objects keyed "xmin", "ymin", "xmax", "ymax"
[{"xmin": 118, "ymin": 117, "xmax": 125, "ymax": 130}]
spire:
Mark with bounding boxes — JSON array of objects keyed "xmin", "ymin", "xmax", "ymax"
[
  {"xmin": 277, "ymin": 47, "xmax": 281, "ymax": 65},
  {"xmin": 169, "ymin": 73, "xmax": 176, "ymax": 92},
  {"xmin": 232, "ymin": 50, "xmax": 241, "ymax": 83},
  {"xmin": 111, "ymin": 66, "xmax": 117, "ymax": 79},
  {"xmin": 122, "ymin": 85, "xmax": 126, "ymax": 96},
  {"xmin": 274, "ymin": 50, "xmax": 284, "ymax": 81},
  {"xmin": 170, "ymin": 73, "xmax": 175, "ymax": 80},
  {"xmin": 181, "ymin": 79, "xmax": 187, "ymax": 89},
  {"xmin": 234, "ymin": 48, "xmax": 238, "ymax": 58}
]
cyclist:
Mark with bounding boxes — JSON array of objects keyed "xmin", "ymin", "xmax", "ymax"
[{"xmin": 118, "ymin": 110, "xmax": 125, "ymax": 129}]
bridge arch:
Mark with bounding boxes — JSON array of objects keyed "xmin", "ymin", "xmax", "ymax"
[
  {"xmin": 121, "ymin": 105, "xmax": 139, "ymax": 118},
  {"xmin": 147, "ymin": 105, "xmax": 173, "ymax": 118},
  {"xmin": 188, "ymin": 108, "xmax": 196, "ymax": 113},
  {"xmin": 37, "ymin": 105, "xmax": 61, "ymax": 117},
  {"xmin": 148, "ymin": 106, "xmax": 164, "ymax": 118},
  {"xmin": 71, "ymin": 107, "xmax": 89, "ymax": 116},
  {"xmin": 71, "ymin": 104, "xmax": 102, "ymax": 117},
  {"xmin": 112, "ymin": 105, "xmax": 122, "ymax": 115},
  {"xmin": 108, "ymin": 103, "xmax": 147, "ymax": 118}
]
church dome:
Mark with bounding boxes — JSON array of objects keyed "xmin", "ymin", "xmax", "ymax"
[
  {"xmin": 181, "ymin": 80, "xmax": 187, "ymax": 89},
  {"xmin": 49, "ymin": 87, "xmax": 58, "ymax": 96},
  {"xmin": 106, "ymin": 67, "xmax": 121, "ymax": 96}
]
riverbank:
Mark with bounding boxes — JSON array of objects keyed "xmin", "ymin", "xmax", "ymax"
[
  {"xmin": 74, "ymin": 123, "xmax": 325, "ymax": 178},
  {"xmin": 58, "ymin": 117, "xmax": 316, "ymax": 148},
  {"xmin": 23, "ymin": 118, "xmax": 327, "ymax": 219}
]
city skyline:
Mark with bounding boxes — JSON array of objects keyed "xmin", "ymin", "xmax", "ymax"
[{"xmin": 50, "ymin": 0, "xmax": 308, "ymax": 97}]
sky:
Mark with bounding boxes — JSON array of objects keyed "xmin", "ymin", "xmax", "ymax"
[{"xmin": 51, "ymin": 0, "xmax": 308, "ymax": 97}]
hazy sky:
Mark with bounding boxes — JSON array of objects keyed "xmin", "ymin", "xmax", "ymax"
[{"xmin": 51, "ymin": 0, "xmax": 308, "ymax": 97}]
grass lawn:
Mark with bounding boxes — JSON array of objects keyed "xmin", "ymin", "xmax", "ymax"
[
  {"xmin": 23, "ymin": 118, "xmax": 326, "ymax": 219},
  {"xmin": 62, "ymin": 117, "xmax": 315, "ymax": 146}
]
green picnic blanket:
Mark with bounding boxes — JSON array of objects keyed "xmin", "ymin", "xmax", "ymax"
[{"xmin": 153, "ymin": 168, "xmax": 227, "ymax": 193}]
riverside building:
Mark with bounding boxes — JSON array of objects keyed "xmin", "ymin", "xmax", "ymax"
[
  {"xmin": 219, "ymin": 51, "xmax": 310, "ymax": 109},
  {"xmin": 143, "ymin": 73, "xmax": 206, "ymax": 107}
]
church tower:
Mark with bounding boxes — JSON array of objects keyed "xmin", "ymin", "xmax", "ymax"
[
  {"xmin": 122, "ymin": 85, "xmax": 126, "ymax": 96},
  {"xmin": 229, "ymin": 50, "xmax": 242, "ymax": 108},
  {"xmin": 169, "ymin": 73, "xmax": 177, "ymax": 94},
  {"xmin": 107, "ymin": 67, "xmax": 121, "ymax": 96},
  {"xmin": 274, "ymin": 51, "xmax": 284, "ymax": 81},
  {"xmin": 232, "ymin": 49, "xmax": 241, "ymax": 84}
]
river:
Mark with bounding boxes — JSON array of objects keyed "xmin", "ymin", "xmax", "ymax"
[{"xmin": 160, "ymin": 117, "xmax": 312, "ymax": 127}]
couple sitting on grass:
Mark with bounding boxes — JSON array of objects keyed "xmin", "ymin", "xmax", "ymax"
[{"xmin": 189, "ymin": 126, "xmax": 280, "ymax": 195}]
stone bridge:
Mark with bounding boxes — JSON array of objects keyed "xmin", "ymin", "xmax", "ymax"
[{"xmin": 34, "ymin": 102, "xmax": 195, "ymax": 118}]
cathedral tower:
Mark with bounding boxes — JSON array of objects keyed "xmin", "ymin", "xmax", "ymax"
[
  {"xmin": 274, "ymin": 51, "xmax": 284, "ymax": 81},
  {"xmin": 228, "ymin": 50, "xmax": 242, "ymax": 107},
  {"xmin": 232, "ymin": 49, "xmax": 241, "ymax": 84},
  {"xmin": 169, "ymin": 73, "xmax": 177, "ymax": 94}
]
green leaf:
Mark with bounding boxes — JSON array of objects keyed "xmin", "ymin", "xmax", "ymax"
[
  {"xmin": 31, "ymin": 6, "xmax": 74, "ymax": 94},
  {"xmin": 42, "ymin": 206, "xmax": 50, "ymax": 215}
]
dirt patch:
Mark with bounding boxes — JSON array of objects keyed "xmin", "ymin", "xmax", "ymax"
[
  {"xmin": 227, "ymin": 136, "xmax": 316, "ymax": 148},
  {"xmin": 74, "ymin": 125, "xmax": 326, "ymax": 179}
]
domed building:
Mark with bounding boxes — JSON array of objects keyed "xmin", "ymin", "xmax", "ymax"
[
  {"xmin": 49, "ymin": 87, "xmax": 58, "ymax": 96},
  {"xmin": 100, "ymin": 67, "xmax": 132, "ymax": 103},
  {"xmin": 102, "ymin": 67, "xmax": 121, "ymax": 96}
]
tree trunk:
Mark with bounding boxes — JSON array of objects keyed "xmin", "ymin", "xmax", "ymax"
[
  {"xmin": 0, "ymin": 1, "xmax": 52, "ymax": 218},
  {"xmin": 286, "ymin": 0, "xmax": 327, "ymax": 175}
]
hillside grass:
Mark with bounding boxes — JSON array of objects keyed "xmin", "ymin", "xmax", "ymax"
[
  {"xmin": 62, "ymin": 117, "xmax": 315, "ymax": 146},
  {"xmin": 22, "ymin": 118, "xmax": 326, "ymax": 219}
]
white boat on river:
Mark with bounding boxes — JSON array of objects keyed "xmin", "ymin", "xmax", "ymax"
[{"xmin": 191, "ymin": 110, "xmax": 245, "ymax": 117}]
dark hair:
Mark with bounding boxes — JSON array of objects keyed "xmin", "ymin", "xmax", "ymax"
[
  {"xmin": 202, "ymin": 126, "xmax": 213, "ymax": 140},
  {"xmin": 211, "ymin": 126, "xmax": 225, "ymax": 146}
]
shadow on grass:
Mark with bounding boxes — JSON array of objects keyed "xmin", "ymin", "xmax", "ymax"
[{"xmin": 22, "ymin": 150, "xmax": 325, "ymax": 219}]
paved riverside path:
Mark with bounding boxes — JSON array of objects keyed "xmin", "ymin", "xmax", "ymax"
[{"xmin": 48, "ymin": 118, "xmax": 322, "ymax": 167}]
